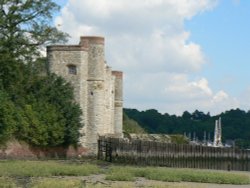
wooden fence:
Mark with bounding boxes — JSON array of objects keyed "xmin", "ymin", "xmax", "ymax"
[{"xmin": 98, "ymin": 137, "xmax": 250, "ymax": 171}]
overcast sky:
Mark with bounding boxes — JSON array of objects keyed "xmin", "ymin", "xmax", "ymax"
[{"xmin": 53, "ymin": 0, "xmax": 250, "ymax": 115}]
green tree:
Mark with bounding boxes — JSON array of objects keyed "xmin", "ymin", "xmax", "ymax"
[
  {"xmin": 17, "ymin": 101, "xmax": 66, "ymax": 146},
  {"xmin": 0, "ymin": 0, "xmax": 83, "ymax": 147},
  {"xmin": 182, "ymin": 111, "xmax": 192, "ymax": 119},
  {"xmin": 0, "ymin": 90, "xmax": 18, "ymax": 143},
  {"xmin": 0, "ymin": 0, "xmax": 68, "ymax": 92},
  {"xmin": 25, "ymin": 74, "xmax": 82, "ymax": 146},
  {"xmin": 0, "ymin": 0, "xmax": 68, "ymax": 60},
  {"xmin": 125, "ymin": 108, "xmax": 250, "ymax": 148}
]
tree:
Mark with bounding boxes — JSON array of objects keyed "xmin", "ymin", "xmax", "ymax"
[
  {"xmin": 0, "ymin": 90, "xmax": 18, "ymax": 143},
  {"xmin": 25, "ymin": 74, "xmax": 82, "ymax": 146},
  {"xmin": 17, "ymin": 101, "xmax": 66, "ymax": 146},
  {"xmin": 182, "ymin": 111, "xmax": 192, "ymax": 119},
  {"xmin": 0, "ymin": 0, "xmax": 66, "ymax": 90},
  {"xmin": 0, "ymin": 1, "xmax": 83, "ymax": 147},
  {"xmin": 0, "ymin": 0, "xmax": 69, "ymax": 94},
  {"xmin": 124, "ymin": 108, "xmax": 250, "ymax": 148},
  {"xmin": 0, "ymin": 0, "xmax": 68, "ymax": 60}
]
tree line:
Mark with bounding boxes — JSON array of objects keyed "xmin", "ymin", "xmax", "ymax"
[{"xmin": 124, "ymin": 108, "xmax": 250, "ymax": 149}]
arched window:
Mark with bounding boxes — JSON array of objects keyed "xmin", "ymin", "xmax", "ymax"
[{"xmin": 67, "ymin": 64, "xmax": 77, "ymax": 75}]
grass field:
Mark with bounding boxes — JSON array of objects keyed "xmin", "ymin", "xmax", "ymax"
[
  {"xmin": 0, "ymin": 160, "xmax": 249, "ymax": 187},
  {"xmin": 106, "ymin": 166, "xmax": 250, "ymax": 184},
  {"xmin": 0, "ymin": 160, "xmax": 101, "ymax": 177}
]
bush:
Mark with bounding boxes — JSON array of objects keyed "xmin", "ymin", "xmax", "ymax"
[
  {"xmin": 25, "ymin": 74, "xmax": 82, "ymax": 146},
  {"xmin": 0, "ymin": 90, "xmax": 18, "ymax": 144},
  {"xmin": 0, "ymin": 72, "xmax": 82, "ymax": 147},
  {"xmin": 16, "ymin": 102, "xmax": 65, "ymax": 146}
]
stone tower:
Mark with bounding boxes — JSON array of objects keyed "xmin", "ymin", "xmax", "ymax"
[{"xmin": 47, "ymin": 36, "xmax": 123, "ymax": 152}]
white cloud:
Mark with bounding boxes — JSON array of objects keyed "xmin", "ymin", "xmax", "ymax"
[
  {"xmin": 124, "ymin": 73, "xmax": 238, "ymax": 115},
  {"xmin": 105, "ymin": 31, "xmax": 206, "ymax": 74},
  {"xmin": 55, "ymin": 0, "xmax": 240, "ymax": 115}
]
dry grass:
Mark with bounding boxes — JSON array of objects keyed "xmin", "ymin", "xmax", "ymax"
[
  {"xmin": 0, "ymin": 177, "xmax": 17, "ymax": 188},
  {"xmin": 0, "ymin": 160, "xmax": 249, "ymax": 187},
  {"xmin": 106, "ymin": 166, "xmax": 250, "ymax": 185},
  {"xmin": 0, "ymin": 160, "xmax": 100, "ymax": 177},
  {"xmin": 30, "ymin": 178, "xmax": 82, "ymax": 188}
]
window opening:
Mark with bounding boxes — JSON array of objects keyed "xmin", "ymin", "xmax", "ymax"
[{"xmin": 67, "ymin": 65, "xmax": 77, "ymax": 75}]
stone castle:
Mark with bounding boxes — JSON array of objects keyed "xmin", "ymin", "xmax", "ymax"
[{"xmin": 47, "ymin": 36, "xmax": 123, "ymax": 151}]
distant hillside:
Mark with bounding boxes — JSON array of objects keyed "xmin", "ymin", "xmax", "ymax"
[
  {"xmin": 123, "ymin": 111, "xmax": 189, "ymax": 144},
  {"xmin": 123, "ymin": 113, "xmax": 146, "ymax": 134},
  {"xmin": 124, "ymin": 108, "xmax": 250, "ymax": 149}
]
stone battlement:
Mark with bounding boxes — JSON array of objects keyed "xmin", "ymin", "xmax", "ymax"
[
  {"xmin": 112, "ymin": 71, "xmax": 123, "ymax": 78},
  {"xmin": 47, "ymin": 45, "xmax": 88, "ymax": 51},
  {"xmin": 80, "ymin": 36, "xmax": 105, "ymax": 47}
]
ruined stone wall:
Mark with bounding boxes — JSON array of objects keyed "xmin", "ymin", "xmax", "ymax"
[
  {"xmin": 104, "ymin": 66, "xmax": 115, "ymax": 134},
  {"xmin": 81, "ymin": 37, "xmax": 106, "ymax": 151},
  {"xmin": 47, "ymin": 36, "xmax": 123, "ymax": 153},
  {"xmin": 47, "ymin": 46, "xmax": 89, "ymax": 147},
  {"xmin": 112, "ymin": 71, "xmax": 123, "ymax": 137}
]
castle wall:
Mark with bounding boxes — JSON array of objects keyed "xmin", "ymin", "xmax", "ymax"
[
  {"xmin": 81, "ymin": 37, "xmax": 105, "ymax": 151},
  {"xmin": 47, "ymin": 36, "xmax": 123, "ymax": 153},
  {"xmin": 47, "ymin": 47, "xmax": 89, "ymax": 145},
  {"xmin": 104, "ymin": 66, "xmax": 115, "ymax": 134},
  {"xmin": 112, "ymin": 71, "xmax": 123, "ymax": 137}
]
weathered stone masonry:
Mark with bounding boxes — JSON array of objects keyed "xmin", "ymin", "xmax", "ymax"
[{"xmin": 47, "ymin": 36, "xmax": 123, "ymax": 152}]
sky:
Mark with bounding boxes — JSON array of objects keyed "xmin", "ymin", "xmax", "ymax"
[{"xmin": 53, "ymin": 0, "xmax": 250, "ymax": 115}]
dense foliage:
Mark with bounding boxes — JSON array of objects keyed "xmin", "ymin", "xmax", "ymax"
[
  {"xmin": 0, "ymin": 0, "xmax": 82, "ymax": 147},
  {"xmin": 124, "ymin": 108, "xmax": 250, "ymax": 148},
  {"xmin": 0, "ymin": 0, "xmax": 68, "ymax": 61}
]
